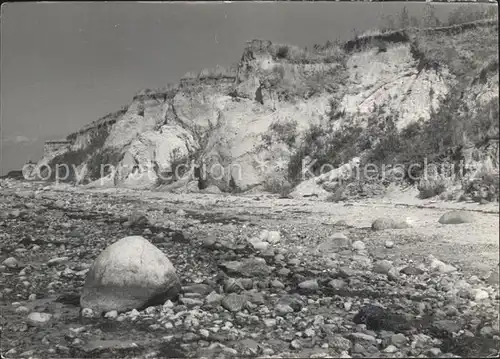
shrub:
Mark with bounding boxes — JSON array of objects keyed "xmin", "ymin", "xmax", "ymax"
[
  {"xmin": 262, "ymin": 175, "xmax": 293, "ymax": 197},
  {"xmin": 262, "ymin": 120, "xmax": 298, "ymax": 148},
  {"xmin": 86, "ymin": 148, "xmax": 123, "ymax": 181},
  {"xmin": 326, "ymin": 185, "xmax": 347, "ymax": 203},
  {"xmin": 276, "ymin": 45, "xmax": 290, "ymax": 60},
  {"xmin": 417, "ymin": 177, "xmax": 448, "ymax": 199}
]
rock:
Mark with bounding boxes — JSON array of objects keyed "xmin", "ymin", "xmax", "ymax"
[
  {"xmin": 2, "ymin": 257, "xmax": 19, "ymax": 268},
  {"xmin": 126, "ymin": 212, "xmax": 151, "ymax": 227},
  {"xmin": 220, "ymin": 258, "xmax": 271, "ymax": 278},
  {"xmin": 15, "ymin": 306, "xmax": 29, "ymax": 314},
  {"xmin": 387, "ymin": 267, "xmax": 400, "ymax": 281},
  {"xmin": 428, "ymin": 255, "xmax": 457, "ymax": 273},
  {"xmin": 176, "ymin": 209, "xmax": 186, "ymax": 216},
  {"xmin": 54, "ymin": 200, "xmax": 65, "ymax": 208},
  {"xmin": 353, "ymin": 304, "xmax": 411, "ymax": 332},
  {"xmin": 432, "ymin": 320, "xmax": 461, "ymax": 335},
  {"xmin": 384, "ymin": 240, "xmax": 394, "ymax": 248},
  {"xmin": 350, "ymin": 332, "xmax": 377, "ymax": 343},
  {"xmin": 290, "ymin": 339, "xmax": 302, "ymax": 350},
  {"xmin": 373, "ymin": 260, "xmax": 393, "ymax": 275},
  {"xmin": 427, "ymin": 348, "xmax": 442, "ymax": 357},
  {"xmin": 400, "ymin": 266, "xmax": 424, "ymax": 276},
  {"xmin": 318, "ymin": 233, "xmax": 351, "ymax": 252},
  {"xmin": 251, "ymin": 241, "xmax": 269, "ymax": 252},
  {"xmin": 221, "ymin": 293, "xmax": 247, "ymax": 312},
  {"xmin": 202, "ymin": 185, "xmax": 222, "ymax": 194},
  {"xmin": 180, "ymin": 297, "xmax": 203, "ymax": 307},
  {"xmin": 205, "ymin": 291, "xmax": 224, "ymax": 306},
  {"xmin": 486, "ymin": 269, "xmax": 499, "ymax": 285},
  {"xmin": 277, "ymin": 294, "xmax": 305, "ymax": 312},
  {"xmin": 223, "ymin": 278, "xmax": 244, "ymax": 293},
  {"xmin": 104, "ymin": 310, "xmax": 118, "ymax": 319},
  {"xmin": 27, "ymin": 312, "xmax": 52, "ymax": 326},
  {"xmin": 472, "ymin": 289, "xmax": 489, "ymax": 301},
  {"xmin": 329, "ymin": 279, "xmax": 345, "ymax": 290},
  {"xmin": 381, "ymin": 344, "xmax": 398, "ymax": 354},
  {"xmin": 391, "ymin": 333, "xmax": 407, "ymax": 347},
  {"xmin": 172, "ymin": 232, "xmax": 188, "ymax": 243},
  {"xmin": 80, "ymin": 236, "xmax": 181, "ymax": 314},
  {"xmin": 182, "ymin": 283, "xmax": 212, "ymax": 296},
  {"xmin": 275, "ymin": 304, "xmax": 294, "ymax": 316},
  {"xmin": 271, "ymin": 279, "xmax": 285, "ymax": 289},
  {"xmin": 330, "ymin": 335, "xmax": 352, "ymax": 351},
  {"xmin": 81, "ymin": 308, "xmax": 96, "ymax": 318},
  {"xmin": 298, "ymin": 279, "xmax": 319, "ymax": 291},
  {"xmin": 438, "ymin": 211, "xmax": 474, "ymax": 224},
  {"xmin": 202, "ymin": 236, "xmax": 217, "ymax": 249},
  {"xmin": 372, "ymin": 218, "xmax": 409, "ymax": 231},
  {"xmin": 267, "ymin": 231, "xmax": 281, "ymax": 244},
  {"xmin": 351, "ymin": 240, "xmax": 365, "ymax": 251},
  {"xmin": 47, "ymin": 257, "xmax": 69, "ymax": 267},
  {"xmin": 263, "ymin": 318, "xmax": 276, "ymax": 328}
]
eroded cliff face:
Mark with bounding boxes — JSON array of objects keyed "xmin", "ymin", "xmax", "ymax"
[{"xmin": 44, "ymin": 20, "xmax": 499, "ymax": 192}]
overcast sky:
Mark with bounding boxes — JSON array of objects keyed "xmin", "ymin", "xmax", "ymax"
[{"xmin": 0, "ymin": 1, "xmax": 494, "ymax": 175}]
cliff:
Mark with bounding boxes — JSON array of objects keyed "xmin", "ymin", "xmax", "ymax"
[{"xmin": 41, "ymin": 18, "xmax": 498, "ymax": 196}]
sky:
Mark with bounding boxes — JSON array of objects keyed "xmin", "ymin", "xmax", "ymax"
[{"xmin": 0, "ymin": 1, "xmax": 495, "ymax": 175}]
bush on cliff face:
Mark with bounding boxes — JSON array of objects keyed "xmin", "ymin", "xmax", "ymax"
[
  {"xmin": 86, "ymin": 148, "xmax": 124, "ymax": 181},
  {"xmin": 46, "ymin": 126, "xmax": 112, "ymax": 183},
  {"xmin": 287, "ymin": 122, "xmax": 363, "ymax": 185},
  {"xmin": 262, "ymin": 120, "xmax": 298, "ymax": 148}
]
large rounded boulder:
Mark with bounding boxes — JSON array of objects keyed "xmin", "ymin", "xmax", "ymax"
[
  {"xmin": 80, "ymin": 236, "xmax": 181, "ymax": 314},
  {"xmin": 438, "ymin": 211, "xmax": 474, "ymax": 225},
  {"xmin": 371, "ymin": 218, "xmax": 410, "ymax": 231}
]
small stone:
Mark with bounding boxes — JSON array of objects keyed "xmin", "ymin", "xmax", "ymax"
[
  {"xmin": 252, "ymin": 241, "xmax": 269, "ymax": 251},
  {"xmin": 180, "ymin": 297, "xmax": 204, "ymax": 307},
  {"xmin": 330, "ymin": 335, "xmax": 352, "ymax": 351},
  {"xmin": 329, "ymin": 279, "xmax": 345, "ymax": 290},
  {"xmin": 290, "ymin": 339, "xmax": 302, "ymax": 350},
  {"xmin": 427, "ymin": 348, "xmax": 442, "ymax": 357},
  {"xmin": 373, "ymin": 260, "xmax": 393, "ymax": 275},
  {"xmin": 352, "ymin": 343, "xmax": 366, "ymax": 353},
  {"xmin": 344, "ymin": 301, "xmax": 352, "ymax": 311},
  {"xmin": 400, "ymin": 266, "xmax": 424, "ymax": 276},
  {"xmin": 47, "ymin": 257, "xmax": 69, "ymax": 267},
  {"xmin": 391, "ymin": 333, "xmax": 407, "ymax": 347},
  {"xmin": 304, "ymin": 328, "xmax": 315, "ymax": 337},
  {"xmin": 163, "ymin": 300, "xmax": 175, "ymax": 309},
  {"xmin": 105, "ymin": 310, "xmax": 118, "ymax": 319},
  {"xmin": 276, "ymin": 304, "xmax": 294, "ymax": 316},
  {"xmin": 473, "ymin": 289, "xmax": 489, "ymax": 301},
  {"xmin": 176, "ymin": 209, "xmax": 186, "ymax": 216},
  {"xmin": 352, "ymin": 240, "xmax": 365, "ymax": 251},
  {"xmin": 2, "ymin": 257, "xmax": 19, "ymax": 268},
  {"xmin": 221, "ymin": 293, "xmax": 247, "ymax": 312},
  {"xmin": 202, "ymin": 236, "xmax": 217, "ymax": 249},
  {"xmin": 298, "ymin": 279, "xmax": 319, "ymax": 291},
  {"xmin": 384, "ymin": 240, "xmax": 394, "ymax": 248},
  {"xmin": 383, "ymin": 345, "xmax": 398, "ymax": 353},
  {"xmin": 15, "ymin": 306, "xmax": 29, "ymax": 314},
  {"xmin": 205, "ymin": 291, "xmax": 224, "ymax": 306},
  {"xmin": 27, "ymin": 312, "xmax": 52, "ymax": 326},
  {"xmin": 81, "ymin": 308, "xmax": 95, "ymax": 318},
  {"xmin": 263, "ymin": 318, "xmax": 277, "ymax": 328},
  {"xmin": 267, "ymin": 231, "xmax": 281, "ymax": 244},
  {"xmin": 271, "ymin": 279, "xmax": 285, "ymax": 289}
]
